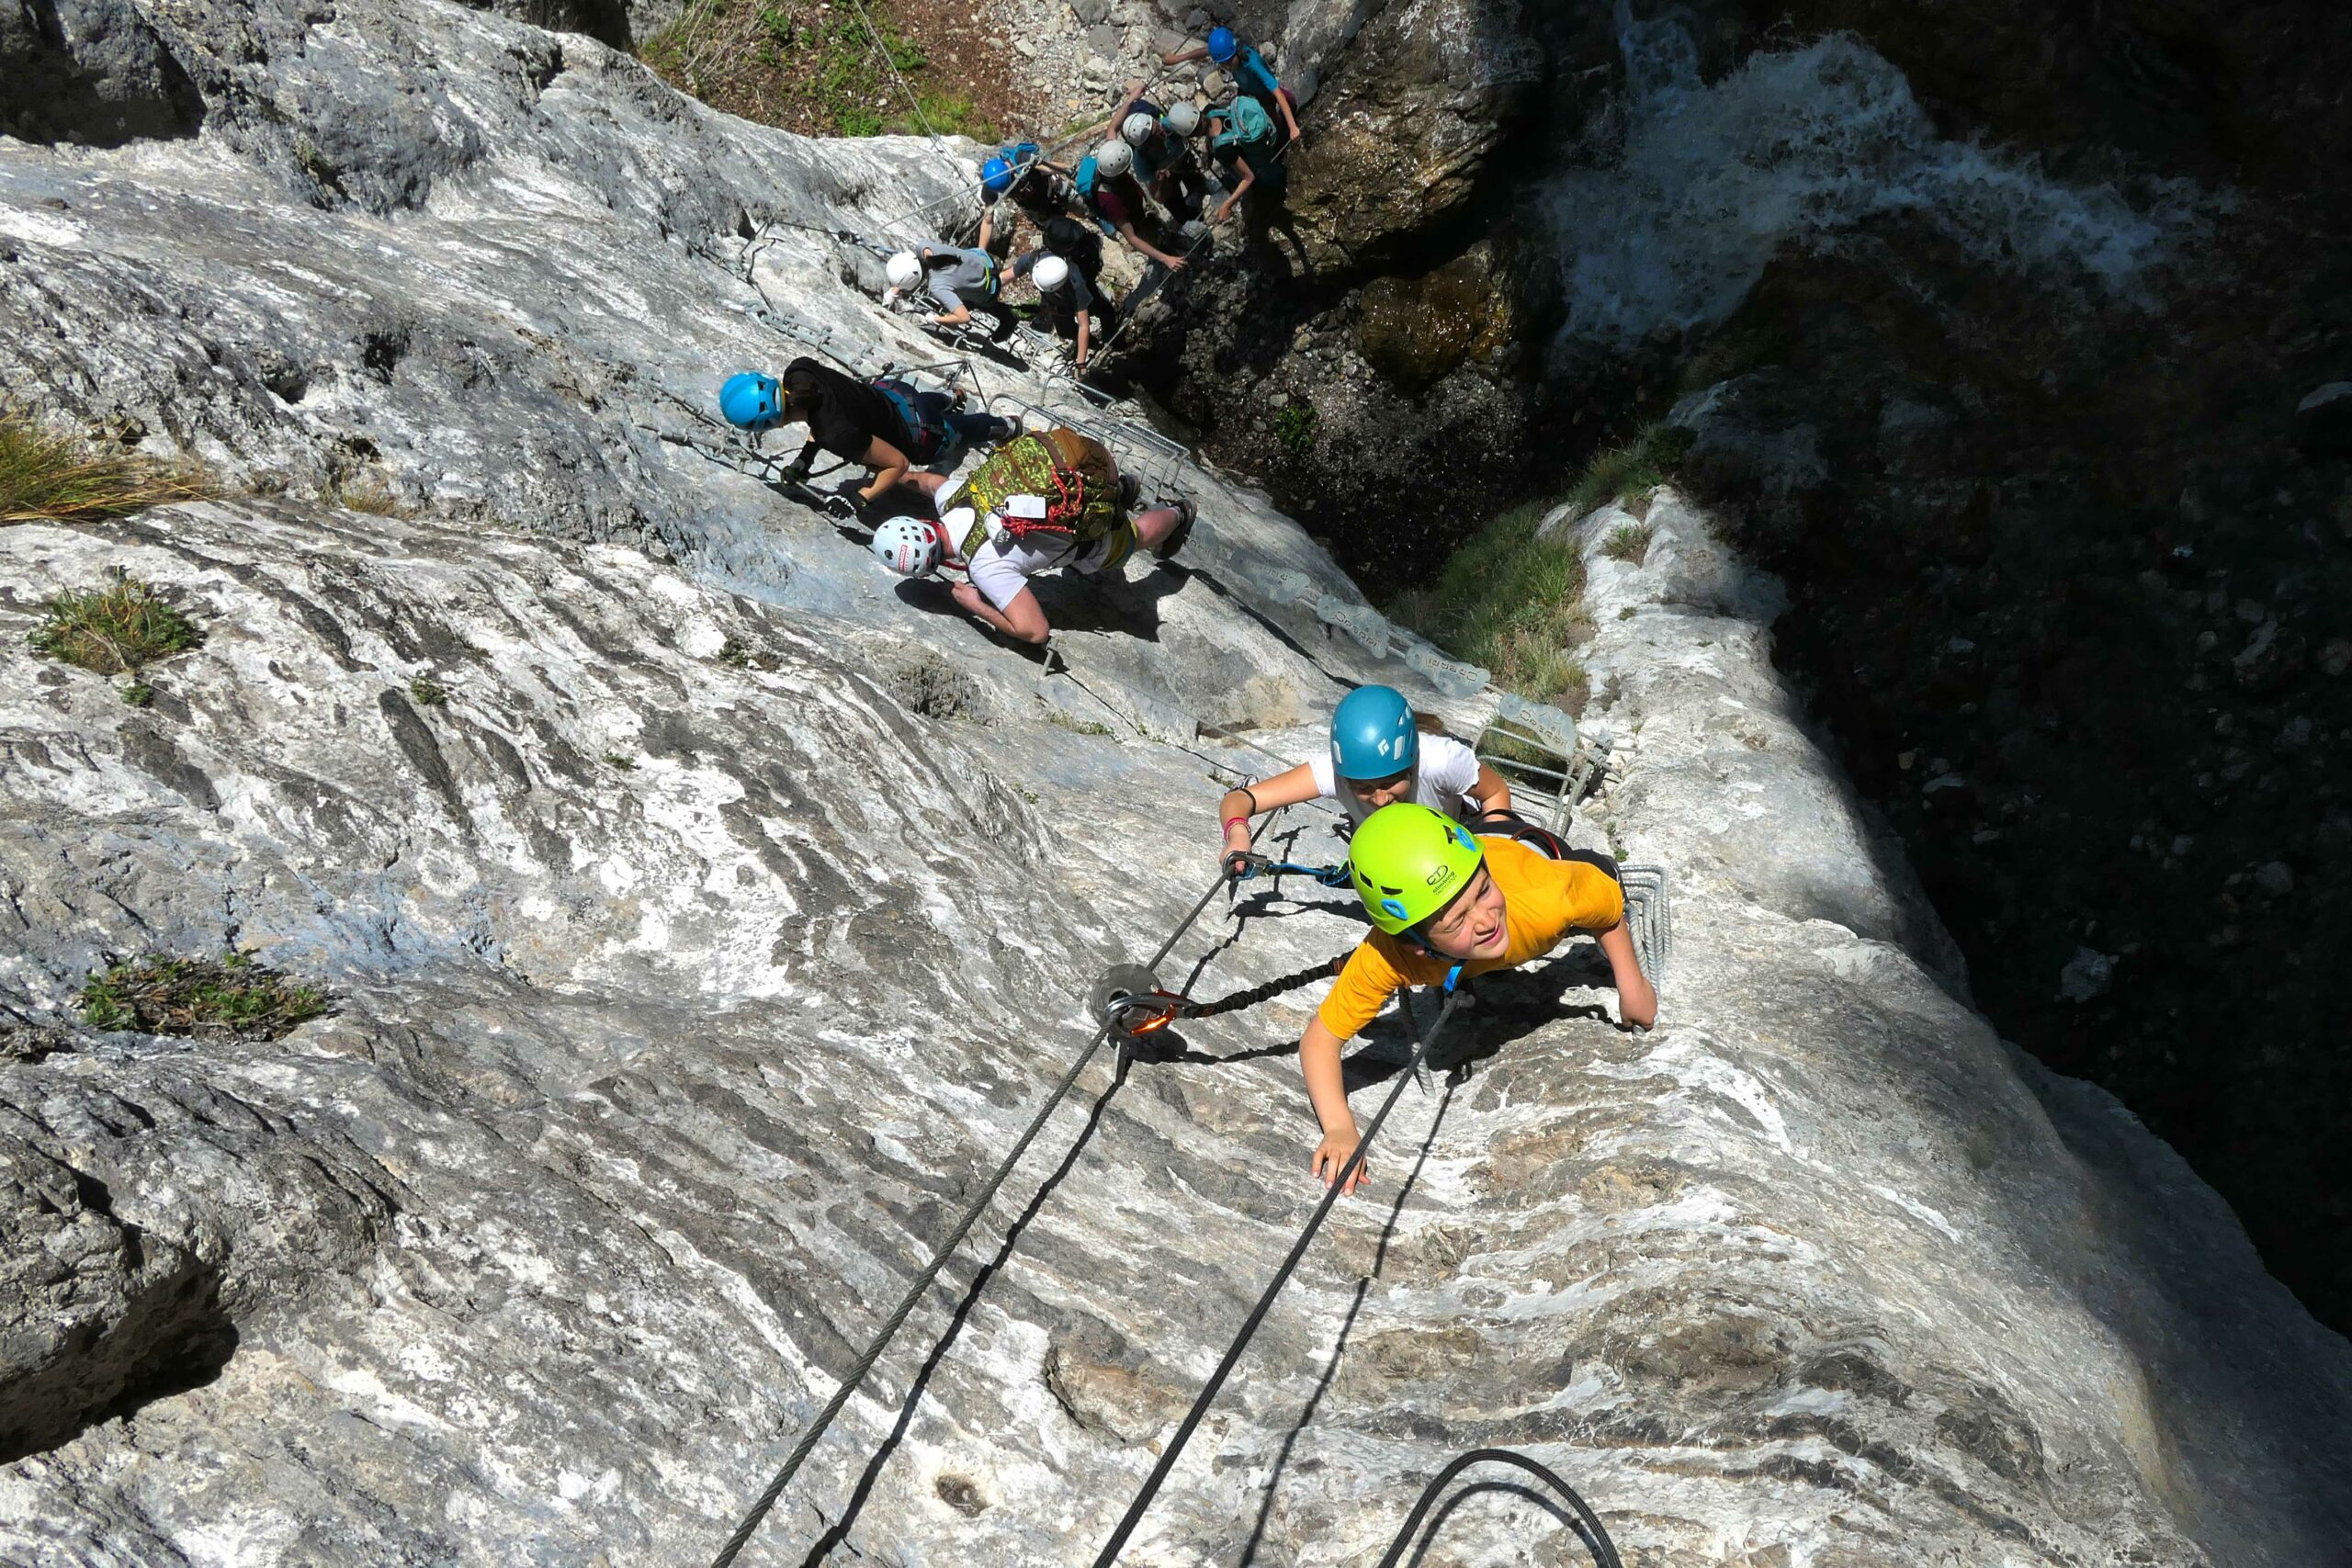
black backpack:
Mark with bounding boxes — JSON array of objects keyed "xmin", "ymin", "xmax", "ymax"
[{"xmin": 1041, "ymin": 215, "xmax": 1103, "ymax": 279}]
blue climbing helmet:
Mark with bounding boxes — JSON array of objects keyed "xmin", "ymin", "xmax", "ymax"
[
  {"xmin": 981, "ymin": 154, "xmax": 1016, "ymax": 197},
  {"xmin": 720, "ymin": 371, "xmax": 782, "ymax": 432},
  {"xmin": 1206, "ymin": 26, "xmax": 1238, "ymax": 62},
  {"xmin": 1329, "ymin": 684, "xmax": 1419, "ymax": 782}
]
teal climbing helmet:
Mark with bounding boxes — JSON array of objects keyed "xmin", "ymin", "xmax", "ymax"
[
  {"xmin": 1329, "ymin": 684, "xmax": 1419, "ymax": 782},
  {"xmin": 720, "ymin": 371, "xmax": 782, "ymax": 432}
]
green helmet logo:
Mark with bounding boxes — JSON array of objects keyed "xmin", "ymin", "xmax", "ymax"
[{"xmin": 1347, "ymin": 803, "xmax": 1486, "ymax": 936}]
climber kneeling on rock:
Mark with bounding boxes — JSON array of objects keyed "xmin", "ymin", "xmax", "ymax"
[
  {"xmin": 884, "ymin": 241, "xmax": 1015, "ymax": 338},
  {"xmin": 1302, "ymin": 803, "xmax": 1657, "ymax": 1195},
  {"xmin": 719, "ymin": 358, "xmax": 1017, "ymax": 507},
  {"xmin": 1216, "ymin": 684, "xmax": 1511, "ymax": 866},
  {"xmin": 1078, "ymin": 141, "xmax": 1191, "ymax": 274},
  {"xmin": 865, "ymin": 425, "xmax": 1194, "ymax": 646},
  {"xmin": 1162, "ymin": 27, "xmax": 1301, "ymax": 152}
]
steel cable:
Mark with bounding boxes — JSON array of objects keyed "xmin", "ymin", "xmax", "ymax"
[
  {"xmin": 1373, "ymin": 1448, "xmax": 1623, "ymax": 1568},
  {"xmin": 1090, "ymin": 972, "xmax": 1467, "ymax": 1564},
  {"xmin": 708, "ymin": 837, "xmax": 1278, "ymax": 1567}
]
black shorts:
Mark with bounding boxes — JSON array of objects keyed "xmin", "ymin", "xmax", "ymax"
[{"xmin": 1474, "ymin": 810, "xmax": 1622, "ymax": 886}]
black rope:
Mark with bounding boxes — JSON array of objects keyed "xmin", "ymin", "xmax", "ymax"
[
  {"xmin": 1374, "ymin": 1448, "xmax": 1623, "ymax": 1568},
  {"xmin": 707, "ymin": 857, "xmax": 1256, "ymax": 1568},
  {"xmin": 1090, "ymin": 974, "xmax": 1468, "ymax": 1565}
]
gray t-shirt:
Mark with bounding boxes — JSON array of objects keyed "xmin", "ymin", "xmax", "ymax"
[{"xmin": 922, "ymin": 243, "xmax": 996, "ymax": 310}]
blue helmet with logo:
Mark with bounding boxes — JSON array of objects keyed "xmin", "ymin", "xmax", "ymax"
[
  {"xmin": 1205, "ymin": 26, "xmax": 1239, "ymax": 62},
  {"xmin": 1329, "ymin": 684, "xmax": 1419, "ymax": 781},
  {"xmin": 981, "ymin": 154, "xmax": 1016, "ymax": 197},
  {"xmin": 719, "ymin": 372, "xmax": 783, "ymax": 431}
]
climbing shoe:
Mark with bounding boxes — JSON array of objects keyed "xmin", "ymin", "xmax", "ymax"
[{"xmin": 1155, "ymin": 497, "xmax": 1197, "ymax": 561}]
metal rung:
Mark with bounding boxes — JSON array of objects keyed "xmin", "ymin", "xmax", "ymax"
[{"xmin": 1617, "ymin": 864, "xmax": 1671, "ymax": 981}]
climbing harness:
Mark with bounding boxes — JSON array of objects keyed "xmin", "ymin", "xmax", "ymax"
[
  {"xmin": 1089, "ymin": 966, "xmax": 1470, "ymax": 1565},
  {"xmin": 707, "ymin": 816, "xmax": 1294, "ymax": 1568},
  {"xmin": 1373, "ymin": 1448, "xmax": 1624, "ymax": 1568}
]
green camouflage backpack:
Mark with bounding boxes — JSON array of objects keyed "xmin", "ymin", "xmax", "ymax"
[{"xmin": 952, "ymin": 427, "xmax": 1123, "ymax": 558}]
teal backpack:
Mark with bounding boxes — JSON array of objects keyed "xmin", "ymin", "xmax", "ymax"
[{"xmin": 1212, "ymin": 93, "xmax": 1275, "ymax": 153}]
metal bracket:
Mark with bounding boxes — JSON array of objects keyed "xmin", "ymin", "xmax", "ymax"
[{"xmin": 1617, "ymin": 863, "xmax": 1671, "ymax": 981}]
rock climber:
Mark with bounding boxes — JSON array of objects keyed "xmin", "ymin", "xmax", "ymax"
[
  {"xmin": 1079, "ymin": 141, "xmax": 1191, "ymax": 273},
  {"xmin": 1161, "ymin": 27, "xmax": 1301, "ymax": 151},
  {"xmin": 1302, "ymin": 802, "xmax": 1658, "ymax": 1194},
  {"xmin": 865, "ymin": 425, "xmax": 1196, "ymax": 647},
  {"xmin": 1216, "ymin": 684, "xmax": 1511, "ymax": 870},
  {"xmin": 1008, "ymin": 252, "xmax": 1114, "ymax": 373},
  {"xmin": 978, "ymin": 140, "xmax": 1077, "ymax": 257},
  {"xmin": 884, "ymin": 241, "xmax": 1013, "ymax": 335},
  {"xmin": 1123, "ymin": 98, "xmax": 1216, "ymax": 221},
  {"xmin": 718, "ymin": 358, "xmax": 1016, "ymax": 508},
  {"xmin": 1204, "ymin": 92, "xmax": 1287, "ymax": 221}
]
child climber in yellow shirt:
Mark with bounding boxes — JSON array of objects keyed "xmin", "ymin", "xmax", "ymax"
[{"xmin": 1302, "ymin": 803, "xmax": 1658, "ymax": 1194}]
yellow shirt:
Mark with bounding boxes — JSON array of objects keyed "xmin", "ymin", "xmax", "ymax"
[{"xmin": 1316, "ymin": 837, "xmax": 1624, "ymax": 1043}]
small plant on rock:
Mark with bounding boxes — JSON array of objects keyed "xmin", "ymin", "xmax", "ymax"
[
  {"xmin": 1273, "ymin": 402, "xmax": 1317, "ymax": 457},
  {"xmin": 408, "ymin": 674, "xmax": 448, "ymax": 707},
  {"xmin": 1602, "ymin": 521, "xmax": 1656, "ymax": 564},
  {"xmin": 80, "ymin": 951, "xmax": 331, "ymax": 1042},
  {"xmin": 28, "ymin": 570, "xmax": 204, "ymax": 703},
  {"xmin": 1386, "ymin": 500, "xmax": 1593, "ymax": 714},
  {"xmin": 0, "ymin": 407, "xmax": 210, "ymax": 524}
]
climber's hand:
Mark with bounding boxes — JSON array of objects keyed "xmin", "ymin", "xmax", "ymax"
[
  {"xmin": 1311, "ymin": 1127, "xmax": 1369, "ymax": 1196},
  {"xmin": 781, "ymin": 457, "xmax": 813, "ymax": 485},
  {"xmin": 1222, "ymin": 848, "xmax": 1259, "ymax": 881}
]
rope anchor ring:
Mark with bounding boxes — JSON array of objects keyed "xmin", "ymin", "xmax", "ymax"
[{"xmin": 1090, "ymin": 962, "xmax": 1186, "ymax": 1042}]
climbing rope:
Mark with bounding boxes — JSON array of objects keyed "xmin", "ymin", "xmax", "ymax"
[
  {"xmin": 1374, "ymin": 1448, "xmax": 1623, "ymax": 1568},
  {"xmin": 1090, "ymin": 969, "xmax": 1468, "ymax": 1565},
  {"xmin": 707, "ymin": 821, "xmax": 1289, "ymax": 1567}
]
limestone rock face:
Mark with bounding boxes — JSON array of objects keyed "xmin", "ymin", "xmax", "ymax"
[{"xmin": 3, "ymin": 3, "xmax": 2352, "ymax": 1566}]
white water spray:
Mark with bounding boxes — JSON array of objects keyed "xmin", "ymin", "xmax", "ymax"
[{"xmin": 1547, "ymin": 4, "xmax": 2206, "ymax": 350}]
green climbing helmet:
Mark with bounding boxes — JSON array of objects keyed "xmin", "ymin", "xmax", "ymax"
[{"xmin": 1348, "ymin": 803, "xmax": 1486, "ymax": 937}]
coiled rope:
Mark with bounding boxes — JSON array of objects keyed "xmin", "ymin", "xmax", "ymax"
[
  {"xmin": 1374, "ymin": 1448, "xmax": 1623, "ymax": 1568},
  {"xmin": 707, "ymin": 817, "xmax": 1287, "ymax": 1567},
  {"xmin": 1090, "ymin": 967, "xmax": 1467, "ymax": 1564}
]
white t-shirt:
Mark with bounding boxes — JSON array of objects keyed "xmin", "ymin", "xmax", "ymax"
[{"xmin": 1307, "ymin": 732, "xmax": 1486, "ymax": 825}]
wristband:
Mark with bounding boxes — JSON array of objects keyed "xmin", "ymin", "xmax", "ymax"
[{"xmin": 1223, "ymin": 816, "xmax": 1250, "ymax": 834}]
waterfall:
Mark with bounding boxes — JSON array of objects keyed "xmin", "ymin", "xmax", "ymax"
[{"xmin": 1545, "ymin": 3, "xmax": 2209, "ymax": 351}]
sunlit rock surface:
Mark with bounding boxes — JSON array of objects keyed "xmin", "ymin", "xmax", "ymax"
[{"xmin": 4, "ymin": 3, "xmax": 2352, "ymax": 1564}]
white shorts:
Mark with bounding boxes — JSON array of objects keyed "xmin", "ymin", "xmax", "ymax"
[{"xmin": 966, "ymin": 533, "xmax": 1111, "ymax": 612}]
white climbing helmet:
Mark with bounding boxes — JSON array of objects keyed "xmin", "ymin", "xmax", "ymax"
[
  {"xmin": 870, "ymin": 517, "xmax": 941, "ymax": 576},
  {"xmin": 1094, "ymin": 139, "xmax": 1134, "ymax": 177},
  {"xmin": 1035, "ymin": 255, "xmax": 1071, "ymax": 292},
  {"xmin": 885, "ymin": 251, "xmax": 922, "ymax": 290},
  {"xmin": 1164, "ymin": 102, "xmax": 1202, "ymax": 138},
  {"xmin": 1122, "ymin": 111, "xmax": 1159, "ymax": 147}
]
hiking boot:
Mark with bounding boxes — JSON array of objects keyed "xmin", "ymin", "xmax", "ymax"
[{"xmin": 1155, "ymin": 497, "xmax": 1197, "ymax": 561}]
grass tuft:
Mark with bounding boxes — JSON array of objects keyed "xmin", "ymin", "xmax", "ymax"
[
  {"xmin": 80, "ymin": 951, "xmax": 331, "ymax": 1042},
  {"xmin": 28, "ymin": 571, "xmax": 204, "ymax": 679},
  {"xmin": 1386, "ymin": 500, "xmax": 1591, "ymax": 714},
  {"xmin": 1273, "ymin": 402, "xmax": 1317, "ymax": 457},
  {"xmin": 1562, "ymin": 422, "xmax": 1693, "ymax": 517},
  {"xmin": 334, "ymin": 472, "xmax": 410, "ymax": 516},
  {"xmin": 1602, "ymin": 521, "xmax": 1656, "ymax": 564},
  {"xmin": 0, "ymin": 408, "xmax": 210, "ymax": 525},
  {"xmin": 408, "ymin": 674, "xmax": 448, "ymax": 707}
]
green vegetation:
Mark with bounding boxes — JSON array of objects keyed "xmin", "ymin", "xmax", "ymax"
[
  {"xmin": 1, "ymin": 408, "xmax": 209, "ymax": 525},
  {"xmin": 1562, "ymin": 422, "xmax": 1692, "ymax": 516},
  {"xmin": 81, "ymin": 951, "xmax": 330, "ymax": 1041},
  {"xmin": 1273, "ymin": 402, "xmax": 1317, "ymax": 457},
  {"xmin": 1043, "ymin": 708, "xmax": 1114, "ymax": 738},
  {"xmin": 408, "ymin": 674, "xmax": 448, "ymax": 707},
  {"xmin": 604, "ymin": 751, "xmax": 638, "ymax": 771},
  {"xmin": 1602, "ymin": 520, "xmax": 1656, "ymax": 564},
  {"xmin": 641, "ymin": 0, "xmax": 992, "ymax": 140},
  {"xmin": 1386, "ymin": 500, "xmax": 1590, "ymax": 715},
  {"xmin": 29, "ymin": 572, "xmax": 204, "ymax": 704}
]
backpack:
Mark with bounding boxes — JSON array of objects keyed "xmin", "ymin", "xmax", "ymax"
[
  {"xmin": 997, "ymin": 139, "xmax": 1044, "ymax": 172},
  {"xmin": 952, "ymin": 427, "xmax": 1123, "ymax": 558},
  {"xmin": 1212, "ymin": 93, "xmax": 1275, "ymax": 154},
  {"xmin": 1041, "ymin": 215, "xmax": 1103, "ymax": 277},
  {"xmin": 869, "ymin": 378, "xmax": 956, "ymax": 465}
]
